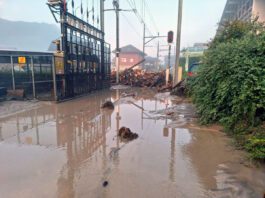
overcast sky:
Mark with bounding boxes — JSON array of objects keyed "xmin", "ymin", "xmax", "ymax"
[{"xmin": 0, "ymin": 0, "xmax": 226, "ymax": 57}]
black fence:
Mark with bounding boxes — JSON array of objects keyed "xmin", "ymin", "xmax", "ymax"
[{"xmin": 47, "ymin": 2, "xmax": 111, "ymax": 100}]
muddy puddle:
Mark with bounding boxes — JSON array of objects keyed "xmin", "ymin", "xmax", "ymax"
[{"xmin": 0, "ymin": 88, "xmax": 264, "ymax": 198}]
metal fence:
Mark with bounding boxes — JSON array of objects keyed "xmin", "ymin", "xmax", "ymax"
[
  {"xmin": 0, "ymin": 51, "xmax": 56, "ymax": 100},
  {"xmin": 0, "ymin": 49, "xmax": 111, "ymax": 101}
]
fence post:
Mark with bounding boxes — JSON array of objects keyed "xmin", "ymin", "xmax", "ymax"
[
  {"xmin": 11, "ymin": 56, "xmax": 15, "ymax": 90},
  {"xmin": 31, "ymin": 56, "xmax": 36, "ymax": 99},
  {"xmin": 52, "ymin": 56, "xmax": 58, "ymax": 101}
]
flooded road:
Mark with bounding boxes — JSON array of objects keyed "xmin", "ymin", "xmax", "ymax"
[{"xmin": 0, "ymin": 87, "xmax": 264, "ymax": 198}]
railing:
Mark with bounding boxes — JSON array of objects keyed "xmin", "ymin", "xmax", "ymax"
[{"xmin": 0, "ymin": 52, "xmax": 56, "ymax": 100}]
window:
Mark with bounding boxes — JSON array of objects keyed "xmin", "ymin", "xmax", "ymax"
[{"xmin": 121, "ymin": 58, "xmax": 127, "ymax": 63}]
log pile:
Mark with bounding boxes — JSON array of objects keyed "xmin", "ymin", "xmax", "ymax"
[{"xmin": 111, "ymin": 69, "xmax": 167, "ymax": 88}]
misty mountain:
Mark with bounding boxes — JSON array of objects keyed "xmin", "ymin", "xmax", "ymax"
[{"xmin": 0, "ymin": 18, "xmax": 60, "ymax": 51}]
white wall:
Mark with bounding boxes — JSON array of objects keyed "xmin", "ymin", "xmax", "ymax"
[{"xmin": 253, "ymin": 0, "xmax": 265, "ymax": 22}]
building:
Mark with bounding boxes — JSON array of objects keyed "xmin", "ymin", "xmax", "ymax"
[
  {"xmin": 217, "ymin": 0, "xmax": 265, "ymax": 33},
  {"xmin": 164, "ymin": 43, "xmax": 207, "ymax": 71},
  {"xmin": 184, "ymin": 43, "xmax": 208, "ymax": 55},
  {"xmin": 144, "ymin": 56, "xmax": 160, "ymax": 72},
  {"xmin": 115, "ymin": 45, "xmax": 145, "ymax": 71}
]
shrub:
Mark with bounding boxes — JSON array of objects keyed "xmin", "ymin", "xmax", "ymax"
[
  {"xmin": 190, "ymin": 20, "xmax": 265, "ymax": 160},
  {"xmin": 245, "ymin": 137, "xmax": 265, "ymax": 160}
]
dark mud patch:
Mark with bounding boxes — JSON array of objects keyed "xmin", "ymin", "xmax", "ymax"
[
  {"xmin": 118, "ymin": 127, "xmax": 139, "ymax": 142},
  {"xmin": 101, "ymin": 101, "xmax": 114, "ymax": 110}
]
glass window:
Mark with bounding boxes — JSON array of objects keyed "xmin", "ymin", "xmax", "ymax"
[{"xmin": 121, "ymin": 58, "xmax": 127, "ymax": 63}]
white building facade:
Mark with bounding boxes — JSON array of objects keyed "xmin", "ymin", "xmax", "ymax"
[{"xmin": 218, "ymin": 0, "xmax": 265, "ymax": 33}]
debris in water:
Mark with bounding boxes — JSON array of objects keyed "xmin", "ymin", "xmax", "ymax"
[
  {"xmin": 158, "ymin": 84, "xmax": 173, "ymax": 93},
  {"xmin": 111, "ymin": 69, "xmax": 166, "ymax": 88},
  {"xmin": 121, "ymin": 92, "xmax": 136, "ymax": 98},
  {"xmin": 118, "ymin": 127, "xmax": 139, "ymax": 141},
  {"xmin": 170, "ymin": 79, "xmax": 187, "ymax": 97},
  {"xmin": 102, "ymin": 181, "xmax": 109, "ymax": 187},
  {"xmin": 166, "ymin": 111, "xmax": 174, "ymax": 116},
  {"xmin": 101, "ymin": 101, "xmax": 114, "ymax": 110},
  {"xmin": 7, "ymin": 89, "xmax": 25, "ymax": 100}
]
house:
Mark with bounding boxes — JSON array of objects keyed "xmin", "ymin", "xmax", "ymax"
[
  {"xmin": 114, "ymin": 45, "xmax": 145, "ymax": 71},
  {"xmin": 164, "ymin": 43, "xmax": 207, "ymax": 71}
]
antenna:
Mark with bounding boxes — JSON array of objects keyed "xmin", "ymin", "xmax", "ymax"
[
  {"xmin": 86, "ymin": 0, "xmax": 89, "ymax": 23},
  {"xmin": 81, "ymin": 0, "xmax": 83, "ymax": 19},
  {"xmin": 96, "ymin": 0, "xmax": 99, "ymax": 28},
  {"xmin": 72, "ymin": 0, "xmax": 75, "ymax": 14},
  {"xmin": 92, "ymin": 0, "xmax": 95, "ymax": 25}
]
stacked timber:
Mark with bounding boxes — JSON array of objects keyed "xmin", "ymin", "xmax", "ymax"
[{"xmin": 111, "ymin": 69, "xmax": 167, "ymax": 88}]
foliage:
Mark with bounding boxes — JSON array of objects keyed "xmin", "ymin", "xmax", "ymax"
[
  {"xmin": 245, "ymin": 136, "xmax": 265, "ymax": 160},
  {"xmin": 189, "ymin": 20, "xmax": 265, "ymax": 160},
  {"xmin": 180, "ymin": 56, "xmax": 202, "ymax": 79}
]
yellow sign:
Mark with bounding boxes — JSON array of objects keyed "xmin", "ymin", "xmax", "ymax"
[
  {"xmin": 55, "ymin": 56, "xmax": 64, "ymax": 74},
  {"xmin": 18, "ymin": 57, "xmax": 26, "ymax": 64}
]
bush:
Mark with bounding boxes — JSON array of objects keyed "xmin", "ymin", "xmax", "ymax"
[
  {"xmin": 245, "ymin": 137, "xmax": 265, "ymax": 160},
  {"xmin": 190, "ymin": 20, "xmax": 265, "ymax": 160}
]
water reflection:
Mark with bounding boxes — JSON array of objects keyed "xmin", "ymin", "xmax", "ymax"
[
  {"xmin": 0, "ymin": 123, "xmax": 3, "ymax": 141},
  {"xmin": 56, "ymin": 104, "xmax": 111, "ymax": 198},
  {"xmin": 169, "ymin": 128, "xmax": 176, "ymax": 182},
  {"xmin": 0, "ymin": 91, "xmax": 113, "ymax": 197},
  {"xmin": 0, "ymin": 89, "xmax": 264, "ymax": 198}
]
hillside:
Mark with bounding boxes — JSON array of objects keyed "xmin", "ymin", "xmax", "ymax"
[{"xmin": 0, "ymin": 18, "xmax": 59, "ymax": 51}]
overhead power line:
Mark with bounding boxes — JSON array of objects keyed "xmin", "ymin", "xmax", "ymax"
[
  {"xmin": 145, "ymin": 0, "xmax": 159, "ymax": 33},
  {"xmin": 121, "ymin": 12, "xmax": 142, "ymax": 38},
  {"xmin": 125, "ymin": 0, "xmax": 155, "ymax": 37}
]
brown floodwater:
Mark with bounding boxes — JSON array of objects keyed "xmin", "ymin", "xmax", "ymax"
[{"xmin": 0, "ymin": 87, "xmax": 264, "ymax": 198}]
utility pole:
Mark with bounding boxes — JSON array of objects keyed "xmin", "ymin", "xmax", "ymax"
[
  {"xmin": 100, "ymin": 0, "xmax": 105, "ymax": 79},
  {"xmin": 100, "ymin": 0, "xmax": 105, "ymax": 33},
  {"xmin": 105, "ymin": 1, "xmax": 135, "ymax": 83},
  {"xmin": 142, "ymin": 23, "xmax": 146, "ymax": 69},
  {"xmin": 167, "ymin": 31, "xmax": 174, "ymax": 86},
  {"xmin": 143, "ymin": 23, "xmax": 146, "ymax": 56},
  {"xmin": 113, "ymin": 0, "xmax": 120, "ymax": 84},
  {"xmin": 142, "ymin": 0, "xmax": 146, "ymax": 70},
  {"xmin": 185, "ymin": 51, "xmax": 189, "ymax": 72},
  {"xmin": 144, "ymin": 32, "xmax": 167, "ymax": 68},
  {"xmin": 156, "ymin": 33, "xmax": 160, "ymax": 71},
  {"xmin": 167, "ymin": 44, "xmax": 172, "ymax": 86},
  {"xmin": 174, "ymin": 0, "xmax": 183, "ymax": 86}
]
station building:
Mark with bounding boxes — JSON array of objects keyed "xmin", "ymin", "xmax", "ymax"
[{"xmin": 114, "ymin": 45, "xmax": 145, "ymax": 71}]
